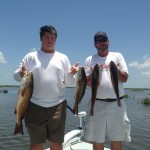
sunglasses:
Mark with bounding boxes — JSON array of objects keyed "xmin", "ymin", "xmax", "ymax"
[{"xmin": 95, "ymin": 39, "xmax": 107, "ymax": 44}]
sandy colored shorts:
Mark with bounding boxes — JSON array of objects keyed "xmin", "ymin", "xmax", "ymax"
[
  {"xmin": 84, "ymin": 99, "xmax": 131, "ymax": 143},
  {"xmin": 25, "ymin": 100, "xmax": 67, "ymax": 144}
]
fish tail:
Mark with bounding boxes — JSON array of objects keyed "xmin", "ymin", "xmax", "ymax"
[
  {"xmin": 90, "ymin": 106, "xmax": 94, "ymax": 116},
  {"xmin": 14, "ymin": 122, "xmax": 24, "ymax": 135},
  {"xmin": 90, "ymin": 109, "xmax": 93, "ymax": 116},
  {"xmin": 117, "ymin": 99, "xmax": 122, "ymax": 107},
  {"xmin": 73, "ymin": 106, "xmax": 78, "ymax": 116}
]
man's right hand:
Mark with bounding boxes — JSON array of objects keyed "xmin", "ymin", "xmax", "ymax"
[{"xmin": 20, "ymin": 66, "xmax": 27, "ymax": 77}]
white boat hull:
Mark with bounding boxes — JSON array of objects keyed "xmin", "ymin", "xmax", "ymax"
[{"xmin": 45, "ymin": 111, "xmax": 110, "ymax": 150}]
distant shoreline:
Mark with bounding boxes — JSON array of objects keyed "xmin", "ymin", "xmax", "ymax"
[
  {"xmin": 0, "ymin": 85, "xmax": 75, "ymax": 88},
  {"xmin": 0, "ymin": 85, "xmax": 149, "ymax": 90},
  {"xmin": 0, "ymin": 85, "xmax": 19, "ymax": 88}
]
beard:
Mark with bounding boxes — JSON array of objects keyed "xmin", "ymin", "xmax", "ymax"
[
  {"xmin": 98, "ymin": 45, "xmax": 108, "ymax": 52},
  {"xmin": 97, "ymin": 44, "xmax": 109, "ymax": 57}
]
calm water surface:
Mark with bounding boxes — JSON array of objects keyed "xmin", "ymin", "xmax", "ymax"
[{"xmin": 0, "ymin": 87, "xmax": 150, "ymax": 150}]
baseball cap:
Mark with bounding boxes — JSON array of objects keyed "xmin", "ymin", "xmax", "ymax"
[{"xmin": 94, "ymin": 31, "xmax": 108, "ymax": 43}]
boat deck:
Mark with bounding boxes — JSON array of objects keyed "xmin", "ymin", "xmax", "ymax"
[{"xmin": 68, "ymin": 141, "xmax": 110, "ymax": 150}]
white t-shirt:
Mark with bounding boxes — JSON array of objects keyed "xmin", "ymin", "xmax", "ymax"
[
  {"xmin": 14, "ymin": 50, "xmax": 75, "ymax": 107},
  {"xmin": 84, "ymin": 52, "xmax": 128, "ymax": 99}
]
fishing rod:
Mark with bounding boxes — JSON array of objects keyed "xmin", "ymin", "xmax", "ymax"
[
  {"xmin": 67, "ymin": 105, "xmax": 86, "ymax": 131},
  {"xmin": 67, "ymin": 105, "xmax": 74, "ymax": 114}
]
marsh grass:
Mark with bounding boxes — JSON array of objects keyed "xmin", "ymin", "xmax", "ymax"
[
  {"xmin": 141, "ymin": 98, "xmax": 150, "ymax": 105},
  {"xmin": 0, "ymin": 89, "xmax": 8, "ymax": 93},
  {"xmin": 124, "ymin": 94, "xmax": 129, "ymax": 98}
]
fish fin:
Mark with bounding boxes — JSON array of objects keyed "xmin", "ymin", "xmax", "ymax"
[
  {"xmin": 21, "ymin": 88, "xmax": 26, "ymax": 97},
  {"xmin": 14, "ymin": 122, "xmax": 24, "ymax": 135}
]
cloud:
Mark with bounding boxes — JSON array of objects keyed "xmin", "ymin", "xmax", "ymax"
[
  {"xmin": 129, "ymin": 56, "xmax": 150, "ymax": 69},
  {"xmin": 128, "ymin": 56, "xmax": 150, "ymax": 78},
  {"xmin": 0, "ymin": 51, "xmax": 7, "ymax": 63},
  {"xmin": 141, "ymin": 71, "xmax": 150, "ymax": 76}
]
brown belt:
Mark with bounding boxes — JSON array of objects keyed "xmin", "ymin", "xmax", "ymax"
[{"xmin": 96, "ymin": 96, "xmax": 124, "ymax": 102}]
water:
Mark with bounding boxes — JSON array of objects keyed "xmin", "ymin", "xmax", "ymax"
[{"xmin": 0, "ymin": 87, "xmax": 150, "ymax": 150}]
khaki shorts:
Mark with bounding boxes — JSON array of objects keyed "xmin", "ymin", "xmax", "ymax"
[{"xmin": 25, "ymin": 100, "xmax": 67, "ymax": 144}]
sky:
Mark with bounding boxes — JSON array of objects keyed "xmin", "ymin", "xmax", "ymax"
[{"xmin": 0, "ymin": 0, "xmax": 150, "ymax": 88}]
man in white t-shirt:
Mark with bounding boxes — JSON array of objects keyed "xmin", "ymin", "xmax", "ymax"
[
  {"xmin": 14, "ymin": 25, "xmax": 79, "ymax": 150},
  {"xmin": 84, "ymin": 31, "xmax": 131, "ymax": 150}
]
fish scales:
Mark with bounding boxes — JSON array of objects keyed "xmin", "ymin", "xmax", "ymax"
[
  {"xmin": 73, "ymin": 67, "xmax": 87, "ymax": 115},
  {"xmin": 109, "ymin": 61, "xmax": 121, "ymax": 107},
  {"xmin": 14, "ymin": 72, "xmax": 33, "ymax": 135},
  {"xmin": 90, "ymin": 64, "xmax": 100, "ymax": 116}
]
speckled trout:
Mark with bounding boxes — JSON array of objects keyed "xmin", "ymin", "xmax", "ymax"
[
  {"xmin": 109, "ymin": 61, "xmax": 121, "ymax": 107},
  {"xmin": 90, "ymin": 64, "xmax": 100, "ymax": 116},
  {"xmin": 73, "ymin": 67, "xmax": 87, "ymax": 115},
  {"xmin": 14, "ymin": 72, "xmax": 33, "ymax": 135}
]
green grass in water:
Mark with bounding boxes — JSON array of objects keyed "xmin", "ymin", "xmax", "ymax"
[{"xmin": 142, "ymin": 98, "xmax": 150, "ymax": 105}]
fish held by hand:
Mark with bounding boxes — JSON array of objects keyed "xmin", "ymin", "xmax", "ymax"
[
  {"xmin": 14, "ymin": 72, "xmax": 33, "ymax": 135},
  {"xmin": 73, "ymin": 67, "xmax": 87, "ymax": 115},
  {"xmin": 90, "ymin": 64, "xmax": 100, "ymax": 116},
  {"xmin": 109, "ymin": 61, "xmax": 121, "ymax": 107}
]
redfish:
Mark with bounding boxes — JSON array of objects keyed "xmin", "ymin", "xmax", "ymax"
[
  {"xmin": 73, "ymin": 67, "xmax": 87, "ymax": 115},
  {"xmin": 14, "ymin": 72, "xmax": 33, "ymax": 135},
  {"xmin": 90, "ymin": 64, "xmax": 100, "ymax": 116},
  {"xmin": 109, "ymin": 61, "xmax": 121, "ymax": 107}
]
